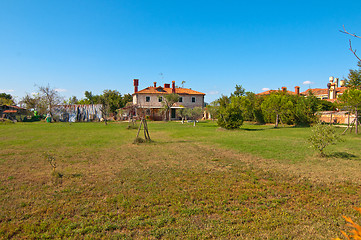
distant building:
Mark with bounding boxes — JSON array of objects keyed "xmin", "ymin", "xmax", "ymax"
[
  {"xmin": 132, "ymin": 79, "xmax": 205, "ymax": 120},
  {"xmin": 256, "ymin": 76, "xmax": 347, "ymax": 102},
  {"xmin": 0, "ymin": 105, "xmax": 29, "ymax": 121},
  {"xmin": 300, "ymin": 77, "xmax": 347, "ymax": 102}
]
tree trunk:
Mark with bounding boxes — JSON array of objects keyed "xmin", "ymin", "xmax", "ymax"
[
  {"xmin": 356, "ymin": 109, "xmax": 359, "ymax": 134},
  {"xmin": 275, "ymin": 113, "xmax": 279, "ymax": 128}
]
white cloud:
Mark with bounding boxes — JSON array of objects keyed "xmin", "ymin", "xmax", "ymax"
[
  {"xmin": 0, "ymin": 89, "xmax": 14, "ymax": 93},
  {"xmin": 55, "ymin": 88, "xmax": 67, "ymax": 92},
  {"xmin": 262, "ymin": 88, "xmax": 270, "ymax": 91},
  {"xmin": 207, "ymin": 90, "xmax": 219, "ymax": 95},
  {"xmin": 303, "ymin": 81, "xmax": 313, "ymax": 85}
]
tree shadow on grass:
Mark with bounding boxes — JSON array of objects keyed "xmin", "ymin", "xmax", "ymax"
[
  {"xmin": 150, "ymin": 140, "xmax": 194, "ymax": 145},
  {"xmin": 240, "ymin": 128, "xmax": 266, "ymax": 132},
  {"xmin": 327, "ymin": 152, "xmax": 358, "ymax": 159},
  {"xmin": 292, "ymin": 125, "xmax": 311, "ymax": 128}
]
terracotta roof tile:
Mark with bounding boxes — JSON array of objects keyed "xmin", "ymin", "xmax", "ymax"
[
  {"xmin": 256, "ymin": 90, "xmax": 297, "ymax": 95},
  {"xmin": 300, "ymin": 87, "xmax": 347, "ymax": 96},
  {"xmin": 300, "ymin": 88, "xmax": 328, "ymax": 95},
  {"xmin": 135, "ymin": 86, "xmax": 205, "ymax": 95}
]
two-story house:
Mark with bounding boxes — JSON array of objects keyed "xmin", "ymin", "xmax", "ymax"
[{"xmin": 132, "ymin": 79, "xmax": 205, "ymax": 120}]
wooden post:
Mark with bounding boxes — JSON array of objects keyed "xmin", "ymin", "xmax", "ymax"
[
  {"xmin": 136, "ymin": 118, "xmax": 143, "ymax": 139},
  {"xmin": 144, "ymin": 119, "xmax": 151, "ymax": 140},
  {"xmin": 135, "ymin": 118, "xmax": 151, "ymax": 142}
]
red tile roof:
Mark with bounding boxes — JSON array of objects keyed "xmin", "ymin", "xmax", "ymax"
[
  {"xmin": 300, "ymin": 87, "xmax": 347, "ymax": 96},
  {"xmin": 256, "ymin": 89, "xmax": 297, "ymax": 95},
  {"xmin": 134, "ymin": 86, "xmax": 205, "ymax": 95}
]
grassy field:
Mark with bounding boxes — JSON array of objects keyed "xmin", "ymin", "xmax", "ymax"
[{"xmin": 1, "ymin": 121, "xmax": 361, "ymax": 239}]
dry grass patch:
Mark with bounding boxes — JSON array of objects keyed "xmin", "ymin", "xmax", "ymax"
[{"xmin": 0, "ymin": 122, "xmax": 360, "ymax": 239}]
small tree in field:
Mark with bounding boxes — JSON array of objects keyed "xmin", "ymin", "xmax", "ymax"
[
  {"xmin": 189, "ymin": 107, "xmax": 203, "ymax": 126},
  {"xmin": 178, "ymin": 107, "xmax": 188, "ymax": 124},
  {"xmin": 162, "ymin": 93, "xmax": 179, "ymax": 121},
  {"xmin": 308, "ymin": 123, "xmax": 341, "ymax": 157}
]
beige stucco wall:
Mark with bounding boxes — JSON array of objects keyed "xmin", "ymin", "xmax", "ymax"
[{"xmin": 134, "ymin": 94, "xmax": 204, "ymax": 109}]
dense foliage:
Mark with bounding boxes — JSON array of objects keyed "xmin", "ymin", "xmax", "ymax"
[
  {"xmin": 0, "ymin": 93, "xmax": 15, "ymax": 105},
  {"xmin": 20, "ymin": 85, "xmax": 63, "ymax": 116},
  {"xmin": 78, "ymin": 90, "xmax": 133, "ymax": 115},
  {"xmin": 211, "ymin": 85, "xmax": 333, "ymax": 128},
  {"xmin": 217, "ymin": 96, "xmax": 244, "ymax": 129},
  {"xmin": 345, "ymin": 61, "xmax": 361, "ymax": 89}
]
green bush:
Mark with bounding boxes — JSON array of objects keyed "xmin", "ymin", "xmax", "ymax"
[
  {"xmin": 308, "ymin": 123, "xmax": 341, "ymax": 156},
  {"xmin": 217, "ymin": 97, "xmax": 243, "ymax": 129}
]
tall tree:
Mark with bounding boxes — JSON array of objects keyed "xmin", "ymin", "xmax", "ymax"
[
  {"xmin": 261, "ymin": 92, "xmax": 293, "ymax": 128},
  {"xmin": 20, "ymin": 93, "xmax": 46, "ymax": 114},
  {"xmin": 122, "ymin": 93, "xmax": 133, "ymax": 107},
  {"xmin": 38, "ymin": 85, "xmax": 63, "ymax": 118},
  {"xmin": 231, "ymin": 84, "xmax": 246, "ymax": 97},
  {"xmin": 0, "ymin": 93, "xmax": 15, "ymax": 105},
  {"xmin": 64, "ymin": 96, "xmax": 79, "ymax": 105},
  {"xmin": 345, "ymin": 61, "xmax": 361, "ymax": 89},
  {"xmin": 102, "ymin": 90, "xmax": 123, "ymax": 114}
]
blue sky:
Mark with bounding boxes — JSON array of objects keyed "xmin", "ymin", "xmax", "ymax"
[{"xmin": 1, "ymin": 0, "xmax": 361, "ymax": 103}]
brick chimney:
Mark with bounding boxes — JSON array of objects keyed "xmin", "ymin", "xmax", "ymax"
[
  {"xmin": 154, "ymin": 82, "xmax": 157, "ymax": 87},
  {"xmin": 281, "ymin": 87, "xmax": 287, "ymax": 92},
  {"xmin": 164, "ymin": 83, "xmax": 170, "ymax": 88},
  {"xmin": 133, "ymin": 79, "xmax": 139, "ymax": 93},
  {"xmin": 295, "ymin": 86, "xmax": 300, "ymax": 95},
  {"xmin": 172, "ymin": 81, "xmax": 176, "ymax": 93}
]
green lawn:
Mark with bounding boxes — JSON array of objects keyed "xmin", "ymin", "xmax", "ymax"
[{"xmin": 0, "ymin": 121, "xmax": 360, "ymax": 239}]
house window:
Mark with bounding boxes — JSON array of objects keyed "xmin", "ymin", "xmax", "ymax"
[
  {"xmin": 146, "ymin": 96, "xmax": 150, "ymax": 102},
  {"xmin": 158, "ymin": 96, "xmax": 163, "ymax": 102},
  {"xmin": 179, "ymin": 97, "xmax": 183, "ymax": 103},
  {"xmin": 191, "ymin": 97, "xmax": 196, "ymax": 103}
]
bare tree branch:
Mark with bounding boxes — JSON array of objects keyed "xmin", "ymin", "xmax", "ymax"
[
  {"xmin": 340, "ymin": 25, "xmax": 361, "ymax": 61},
  {"xmin": 340, "ymin": 25, "xmax": 361, "ymax": 39},
  {"xmin": 349, "ymin": 39, "xmax": 361, "ymax": 61}
]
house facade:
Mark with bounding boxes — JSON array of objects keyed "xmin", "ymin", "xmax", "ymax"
[{"xmin": 132, "ymin": 79, "xmax": 205, "ymax": 120}]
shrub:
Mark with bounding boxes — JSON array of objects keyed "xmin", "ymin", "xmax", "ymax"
[
  {"xmin": 308, "ymin": 123, "xmax": 341, "ymax": 156},
  {"xmin": 217, "ymin": 104, "xmax": 243, "ymax": 129}
]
